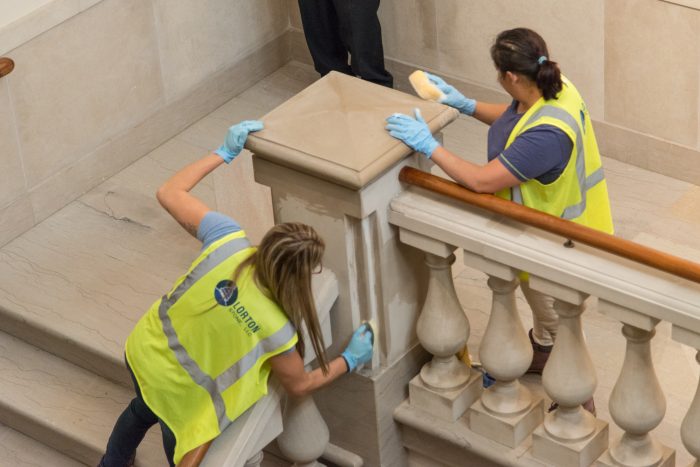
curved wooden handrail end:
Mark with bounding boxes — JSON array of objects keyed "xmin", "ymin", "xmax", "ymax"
[
  {"xmin": 0, "ymin": 58, "xmax": 15, "ymax": 78},
  {"xmin": 177, "ymin": 442, "xmax": 212, "ymax": 467},
  {"xmin": 399, "ymin": 166, "xmax": 700, "ymax": 284}
]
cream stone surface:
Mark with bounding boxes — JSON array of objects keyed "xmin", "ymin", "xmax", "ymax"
[
  {"xmin": 380, "ymin": 0, "xmax": 440, "ymax": 72},
  {"xmin": 26, "ymin": 33, "xmax": 290, "ymax": 227},
  {"xmin": 248, "ymin": 71, "xmax": 458, "ymax": 189},
  {"xmin": 0, "ymin": 423, "xmax": 84, "ymax": 467},
  {"xmin": 9, "ymin": 0, "xmax": 164, "ymax": 188},
  {"xmin": 432, "ymin": 0, "xmax": 604, "ymax": 119},
  {"xmin": 0, "ymin": 80, "xmax": 26, "ymax": 208},
  {"xmin": 0, "ymin": 330, "xmax": 167, "ymax": 466},
  {"xmin": 0, "ymin": 0, "xmax": 103, "ymax": 56},
  {"xmin": 0, "ymin": 196, "xmax": 35, "ymax": 247},
  {"xmin": 605, "ymin": 0, "xmax": 700, "ymax": 147},
  {"xmin": 288, "ymin": 0, "xmax": 302, "ymax": 29},
  {"xmin": 152, "ymin": 0, "xmax": 288, "ymax": 100}
]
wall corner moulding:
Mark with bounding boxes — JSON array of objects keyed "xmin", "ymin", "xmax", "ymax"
[{"xmin": 660, "ymin": 0, "xmax": 700, "ymax": 10}]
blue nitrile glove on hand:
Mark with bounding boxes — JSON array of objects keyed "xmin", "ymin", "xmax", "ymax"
[
  {"xmin": 385, "ymin": 108, "xmax": 440, "ymax": 158},
  {"xmin": 215, "ymin": 120, "xmax": 264, "ymax": 163},
  {"xmin": 342, "ymin": 323, "xmax": 374, "ymax": 372},
  {"xmin": 424, "ymin": 72, "xmax": 476, "ymax": 116}
]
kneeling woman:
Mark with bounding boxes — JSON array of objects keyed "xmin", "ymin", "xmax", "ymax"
[{"xmin": 100, "ymin": 121, "xmax": 373, "ymax": 466}]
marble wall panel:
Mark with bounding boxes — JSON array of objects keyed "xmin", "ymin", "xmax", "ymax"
[
  {"xmin": 288, "ymin": 0, "xmax": 302, "ymax": 30},
  {"xmin": 8, "ymin": 0, "xmax": 164, "ymax": 188},
  {"xmin": 435, "ymin": 0, "xmax": 605, "ymax": 119},
  {"xmin": 605, "ymin": 0, "xmax": 700, "ymax": 146},
  {"xmin": 0, "ymin": 80, "xmax": 26, "ymax": 208},
  {"xmin": 153, "ymin": 0, "xmax": 288, "ymax": 100},
  {"xmin": 379, "ymin": 0, "xmax": 440, "ymax": 72}
]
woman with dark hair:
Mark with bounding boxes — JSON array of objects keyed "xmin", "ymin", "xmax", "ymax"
[
  {"xmin": 386, "ymin": 28, "xmax": 613, "ymax": 412},
  {"xmin": 99, "ymin": 121, "xmax": 373, "ymax": 466}
]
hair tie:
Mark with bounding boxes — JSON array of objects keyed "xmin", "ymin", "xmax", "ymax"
[{"xmin": 537, "ymin": 55, "xmax": 548, "ymax": 66}]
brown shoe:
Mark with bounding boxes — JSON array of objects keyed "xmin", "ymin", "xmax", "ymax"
[{"xmin": 526, "ymin": 329, "xmax": 552, "ymax": 375}]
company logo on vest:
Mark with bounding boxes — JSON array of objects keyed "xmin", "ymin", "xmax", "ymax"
[
  {"xmin": 214, "ymin": 279, "xmax": 261, "ymax": 335},
  {"xmin": 214, "ymin": 280, "xmax": 238, "ymax": 306}
]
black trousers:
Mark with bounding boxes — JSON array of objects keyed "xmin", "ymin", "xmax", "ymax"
[
  {"xmin": 298, "ymin": 0, "xmax": 393, "ymax": 88},
  {"xmin": 101, "ymin": 360, "xmax": 176, "ymax": 467}
]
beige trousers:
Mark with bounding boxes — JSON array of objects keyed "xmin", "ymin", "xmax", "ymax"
[{"xmin": 520, "ymin": 280, "xmax": 558, "ymax": 347}]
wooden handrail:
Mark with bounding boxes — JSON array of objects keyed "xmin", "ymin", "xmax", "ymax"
[
  {"xmin": 399, "ymin": 166, "xmax": 700, "ymax": 284},
  {"xmin": 0, "ymin": 58, "xmax": 14, "ymax": 78},
  {"xmin": 177, "ymin": 442, "xmax": 212, "ymax": 467}
]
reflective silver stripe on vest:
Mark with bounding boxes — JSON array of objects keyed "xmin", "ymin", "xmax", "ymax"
[
  {"xmin": 215, "ymin": 320, "xmax": 296, "ymax": 393},
  {"xmin": 159, "ymin": 236, "xmax": 252, "ymax": 431},
  {"xmin": 511, "ymin": 105, "xmax": 605, "ymax": 220}
]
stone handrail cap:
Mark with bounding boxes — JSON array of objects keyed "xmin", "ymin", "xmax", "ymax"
[{"xmin": 246, "ymin": 71, "xmax": 459, "ymax": 190}]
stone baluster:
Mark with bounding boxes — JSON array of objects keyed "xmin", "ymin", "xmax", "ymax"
[
  {"xmin": 608, "ymin": 325, "xmax": 670, "ymax": 466},
  {"xmin": 417, "ymin": 252, "xmax": 471, "ymax": 391},
  {"xmin": 465, "ymin": 258, "xmax": 543, "ymax": 448},
  {"xmin": 276, "ymin": 394, "xmax": 329, "ymax": 467},
  {"xmin": 682, "ymin": 351, "xmax": 700, "ymax": 467},
  {"xmin": 672, "ymin": 325, "xmax": 700, "ymax": 467},
  {"xmin": 594, "ymin": 301, "xmax": 674, "ymax": 467},
  {"xmin": 531, "ymin": 277, "xmax": 608, "ymax": 467},
  {"xmin": 396, "ymin": 231, "xmax": 482, "ymax": 421}
]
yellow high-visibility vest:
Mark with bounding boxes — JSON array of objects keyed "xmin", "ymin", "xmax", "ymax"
[
  {"xmin": 126, "ymin": 230, "xmax": 298, "ymax": 463},
  {"xmin": 496, "ymin": 76, "xmax": 614, "ymax": 235}
]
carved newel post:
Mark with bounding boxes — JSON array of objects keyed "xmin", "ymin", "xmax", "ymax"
[
  {"xmin": 276, "ymin": 395, "xmax": 330, "ymax": 467},
  {"xmin": 609, "ymin": 325, "xmax": 667, "ymax": 466},
  {"xmin": 532, "ymin": 280, "xmax": 608, "ymax": 467},
  {"xmin": 682, "ymin": 351, "xmax": 700, "ymax": 467},
  {"xmin": 417, "ymin": 253, "xmax": 470, "ymax": 390},
  {"xmin": 247, "ymin": 71, "xmax": 459, "ymax": 464}
]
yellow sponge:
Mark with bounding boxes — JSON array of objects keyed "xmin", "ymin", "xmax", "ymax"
[{"xmin": 409, "ymin": 70, "xmax": 445, "ymax": 102}]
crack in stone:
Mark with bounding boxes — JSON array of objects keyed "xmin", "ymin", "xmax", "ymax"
[{"xmin": 77, "ymin": 197, "xmax": 152, "ymax": 231}]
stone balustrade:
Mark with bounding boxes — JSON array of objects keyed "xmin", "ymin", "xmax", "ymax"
[
  {"xmin": 242, "ymin": 69, "xmax": 700, "ymax": 466},
  {"xmin": 389, "ymin": 187, "xmax": 700, "ymax": 466}
]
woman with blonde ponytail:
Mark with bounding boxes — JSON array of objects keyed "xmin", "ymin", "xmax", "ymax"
[
  {"xmin": 99, "ymin": 121, "xmax": 373, "ymax": 467},
  {"xmin": 386, "ymin": 28, "xmax": 613, "ymax": 416}
]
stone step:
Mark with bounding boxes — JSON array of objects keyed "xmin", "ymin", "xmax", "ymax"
[
  {"xmin": 0, "ymin": 329, "xmax": 167, "ymax": 466},
  {"xmin": 0, "ymin": 140, "xmax": 213, "ymax": 385},
  {"xmin": 0, "ymin": 423, "xmax": 86, "ymax": 467}
]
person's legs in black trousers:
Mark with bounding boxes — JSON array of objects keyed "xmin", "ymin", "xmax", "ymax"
[
  {"xmin": 332, "ymin": 0, "xmax": 393, "ymax": 87},
  {"xmin": 298, "ymin": 0, "xmax": 353, "ymax": 77},
  {"xmin": 100, "ymin": 362, "xmax": 176, "ymax": 467}
]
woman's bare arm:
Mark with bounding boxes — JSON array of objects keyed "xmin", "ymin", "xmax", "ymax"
[
  {"xmin": 156, "ymin": 153, "xmax": 224, "ymax": 237},
  {"xmin": 269, "ymin": 351, "xmax": 349, "ymax": 398}
]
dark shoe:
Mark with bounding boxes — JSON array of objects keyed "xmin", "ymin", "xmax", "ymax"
[
  {"xmin": 547, "ymin": 398, "xmax": 597, "ymax": 417},
  {"xmin": 526, "ymin": 329, "xmax": 553, "ymax": 375},
  {"xmin": 97, "ymin": 453, "xmax": 135, "ymax": 467}
]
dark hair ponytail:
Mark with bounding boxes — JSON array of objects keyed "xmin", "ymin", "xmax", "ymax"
[{"xmin": 490, "ymin": 28, "xmax": 563, "ymax": 100}]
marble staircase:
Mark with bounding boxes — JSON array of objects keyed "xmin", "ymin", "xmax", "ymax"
[{"xmin": 0, "ymin": 63, "xmax": 320, "ymax": 466}]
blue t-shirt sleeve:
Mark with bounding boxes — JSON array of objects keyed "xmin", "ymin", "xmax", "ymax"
[
  {"xmin": 197, "ymin": 211, "xmax": 242, "ymax": 249},
  {"xmin": 497, "ymin": 125, "xmax": 573, "ymax": 184}
]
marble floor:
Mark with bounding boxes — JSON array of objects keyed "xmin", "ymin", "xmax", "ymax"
[{"xmin": 1, "ymin": 60, "xmax": 699, "ymax": 466}]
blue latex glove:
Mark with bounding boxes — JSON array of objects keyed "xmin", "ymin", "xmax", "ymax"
[
  {"xmin": 215, "ymin": 120, "xmax": 264, "ymax": 163},
  {"xmin": 342, "ymin": 323, "xmax": 374, "ymax": 372},
  {"xmin": 424, "ymin": 72, "xmax": 476, "ymax": 116},
  {"xmin": 385, "ymin": 108, "xmax": 440, "ymax": 158}
]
